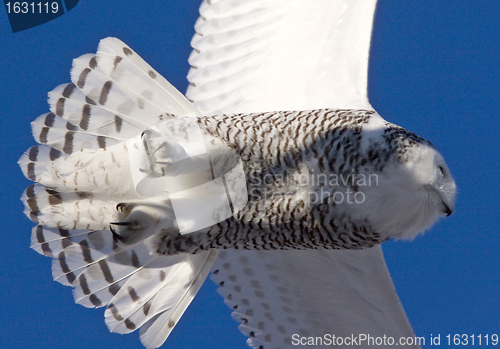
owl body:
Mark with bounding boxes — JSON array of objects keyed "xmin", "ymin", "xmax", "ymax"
[
  {"xmin": 20, "ymin": 37, "xmax": 455, "ymax": 348},
  {"xmin": 24, "ymin": 106, "xmax": 451, "ymax": 255},
  {"xmin": 153, "ymin": 107, "xmax": 449, "ymax": 255}
]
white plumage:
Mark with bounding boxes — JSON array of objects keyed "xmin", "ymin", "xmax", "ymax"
[
  {"xmin": 187, "ymin": 0, "xmax": 454, "ymax": 348},
  {"xmin": 19, "ymin": 1, "xmax": 456, "ymax": 348},
  {"xmin": 20, "ymin": 38, "xmax": 223, "ymax": 348}
]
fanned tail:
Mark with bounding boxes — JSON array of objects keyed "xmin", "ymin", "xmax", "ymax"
[
  {"xmin": 31, "ymin": 224, "xmax": 218, "ymax": 348},
  {"xmin": 21, "ymin": 37, "xmax": 222, "ymax": 348}
]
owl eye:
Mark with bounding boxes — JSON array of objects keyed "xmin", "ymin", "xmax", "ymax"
[{"xmin": 438, "ymin": 166, "xmax": 445, "ymax": 176}]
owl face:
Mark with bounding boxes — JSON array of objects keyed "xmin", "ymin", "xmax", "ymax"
[
  {"xmin": 352, "ymin": 140, "xmax": 456, "ymax": 242},
  {"xmin": 409, "ymin": 143, "xmax": 456, "ymax": 216}
]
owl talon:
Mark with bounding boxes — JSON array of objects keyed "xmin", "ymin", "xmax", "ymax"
[
  {"xmin": 116, "ymin": 203, "xmax": 126, "ymax": 212},
  {"xmin": 110, "ymin": 221, "xmax": 135, "ymax": 226}
]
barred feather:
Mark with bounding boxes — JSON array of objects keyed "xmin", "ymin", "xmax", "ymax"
[
  {"xmin": 19, "ymin": 145, "xmax": 64, "ymax": 182},
  {"xmin": 31, "ymin": 112, "xmax": 119, "ymax": 155},
  {"xmin": 21, "ymin": 37, "xmax": 221, "ymax": 349},
  {"xmin": 48, "ymin": 82, "xmax": 141, "ymax": 140}
]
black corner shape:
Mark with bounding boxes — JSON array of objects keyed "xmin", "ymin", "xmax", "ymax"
[{"xmin": 4, "ymin": 0, "xmax": 79, "ymax": 33}]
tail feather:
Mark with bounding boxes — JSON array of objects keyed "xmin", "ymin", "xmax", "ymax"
[
  {"xmin": 30, "ymin": 225, "xmax": 89, "ymax": 257},
  {"xmin": 22, "ymin": 183, "xmax": 116, "ymax": 229},
  {"xmin": 68, "ymin": 248, "xmax": 157, "ymax": 307},
  {"xmin": 70, "ymin": 55, "xmax": 165, "ymax": 129},
  {"xmin": 96, "ymin": 37, "xmax": 197, "ymax": 117},
  {"xmin": 137, "ymin": 250, "xmax": 219, "ymax": 349},
  {"xmin": 48, "ymin": 83, "xmax": 142, "ymax": 140},
  {"xmin": 18, "ymin": 145, "xmax": 65, "ymax": 181},
  {"xmin": 31, "ymin": 112, "xmax": 121, "ymax": 154},
  {"xmin": 21, "ymin": 37, "xmax": 224, "ymax": 348},
  {"xmin": 105, "ymin": 255, "xmax": 187, "ymax": 334}
]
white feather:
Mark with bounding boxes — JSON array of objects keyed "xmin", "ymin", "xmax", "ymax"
[
  {"xmin": 186, "ymin": 0, "xmax": 421, "ymax": 348},
  {"xmin": 21, "ymin": 37, "xmax": 222, "ymax": 348}
]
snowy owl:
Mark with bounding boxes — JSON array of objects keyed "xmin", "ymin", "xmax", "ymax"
[{"xmin": 19, "ymin": 1, "xmax": 456, "ymax": 349}]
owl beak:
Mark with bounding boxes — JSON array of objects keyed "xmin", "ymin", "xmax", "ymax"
[
  {"xmin": 442, "ymin": 201, "xmax": 453, "ymax": 217},
  {"xmin": 109, "ymin": 224, "xmax": 125, "ymax": 242},
  {"xmin": 424, "ymin": 184, "xmax": 453, "ymax": 217}
]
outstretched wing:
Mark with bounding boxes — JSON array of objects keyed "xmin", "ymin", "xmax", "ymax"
[
  {"xmin": 187, "ymin": 0, "xmax": 374, "ymax": 114},
  {"xmin": 186, "ymin": 1, "xmax": 420, "ymax": 348},
  {"xmin": 20, "ymin": 37, "xmax": 219, "ymax": 349}
]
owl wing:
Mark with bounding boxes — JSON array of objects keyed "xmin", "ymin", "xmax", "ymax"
[
  {"xmin": 187, "ymin": 0, "xmax": 374, "ymax": 114},
  {"xmin": 186, "ymin": 1, "xmax": 420, "ymax": 348},
  {"xmin": 20, "ymin": 37, "xmax": 221, "ymax": 349}
]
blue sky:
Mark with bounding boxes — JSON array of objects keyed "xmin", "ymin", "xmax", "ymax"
[{"xmin": 0, "ymin": 1, "xmax": 498, "ymax": 348}]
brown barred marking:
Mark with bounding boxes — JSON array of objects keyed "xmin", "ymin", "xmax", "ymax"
[
  {"xmin": 109, "ymin": 303, "xmax": 124, "ymax": 321},
  {"xmin": 58, "ymin": 251, "xmax": 76, "ymax": 283},
  {"xmin": 123, "ymin": 47, "xmax": 132, "ymax": 56},
  {"xmin": 28, "ymin": 146, "xmax": 38, "ymax": 161},
  {"xmin": 27, "ymin": 162, "xmax": 36, "ymax": 181},
  {"xmin": 79, "ymin": 274, "xmax": 91, "ymax": 295},
  {"xmin": 130, "ymin": 250, "xmax": 140, "ymax": 268},
  {"xmin": 59, "ymin": 228, "xmax": 70, "ymax": 237},
  {"xmin": 79, "ymin": 240, "xmax": 93, "ymax": 263},
  {"xmin": 97, "ymin": 136, "xmax": 106, "ymax": 149},
  {"xmin": 76, "ymin": 191, "xmax": 93, "ymax": 199},
  {"xmin": 46, "ymin": 188, "xmax": 63, "ymax": 206},
  {"xmin": 66, "ymin": 121, "xmax": 78, "ymax": 131},
  {"xmin": 80, "ymin": 104, "xmax": 91, "ymax": 130},
  {"xmin": 44, "ymin": 113, "xmax": 56, "ymax": 127},
  {"xmin": 128, "ymin": 286, "xmax": 140, "ymax": 302},
  {"xmin": 255, "ymin": 290, "xmax": 265, "ymax": 298},
  {"xmin": 113, "ymin": 56, "xmax": 122, "ymax": 68},
  {"xmin": 83, "ymin": 96, "xmax": 95, "ymax": 106},
  {"xmin": 99, "ymin": 81, "xmax": 112, "ymax": 105},
  {"xmin": 39, "ymin": 127, "xmax": 49, "ymax": 144},
  {"xmin": 63, "ymin": 131, "xmax": 74, "ymax": 154},
  {"xmin": 98, "ymin": 260, "xmax": 114, "ymax": 283},
  {"xmin": 65, "ymin": 272, "xmax": 76, "ymax": 284},
  {"xmin": 89, "ymin": 56, "xmax": 97, "ymax": 69},
  {"xmin": 114, "ymin": 115, "xmax": 123, "ymax": 132},
  {"xmin": 62, "ymin": 83, "xmax": 76, "ymax": 98},
  {"xmin": 35, "ymin": 225, "xmax": 53, "ymax": 256},
  {"xmin": 265, "ymin": 313, "xmax": 275, "ymax": 322},
  {"xmin": 25, "ymin": 185, "xmax": 39, "ymax": 213},
  {"xmin": 61, "ymin": 237, "xmax": 72, "ymax": 249},
  {"xmin": 29, "ymin": 212, "xmax": 39, "ymax": 222},
  {"xmin": 148, "ymin": 70, "xmax": 156, "ymax": 79},
  {"xmin": 159, "ymin": 270, "xmax": 166, "ymax": 282},
  {"xmin": 56, "ymin": 98, "xmax": 65, "ymax": 117},
  {"xmin": 109, "ymin": 283, "xmax": 120, "ymax": 296},
  {"xmin": 125, "ymin": 319, "xmax": 136, "ymax": 330},
  {"xmin": 77, "ymin": 68, "xmax": 91, "ymax": 89},
  {"xmin": 89, "ymin": 294, "xmax": 102, "ymax": 307},
  {"xmin": 142, "ymin": 301, "xmax": 151, "ymax": 316}
]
